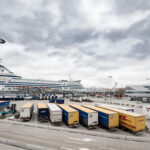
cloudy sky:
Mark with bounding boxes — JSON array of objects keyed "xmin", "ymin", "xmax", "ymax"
[{"xmin": 0, "ymin": 0, "xmax": 150, "ymax": 88}]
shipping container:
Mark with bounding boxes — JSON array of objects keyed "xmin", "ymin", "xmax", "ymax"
[
  {"xmin": 57, "ymin": 104, "xmax": 79, "ymax": 127},
  {"xmin": 0, "ymin": 101, "xmax": 9, "ymax": 110},
  {"xmin": 142, "ymin": 105, "xmax": 150, "ymax": 119},
  {"xmin": 96, "ymin": 105, "xmax": 145, "ymax": 132},
  {"xmin": 20, "ymin": 103, "xmax": 34, "ymax": 121},
  {"xmin": 37, "ymin": 103, "xmax": 49, "ymax": 121},
  {"xmin": 47, "ymin": 103, "xmax": 62, "ymax": 124},
  {"xmin": 100, "ymin": 104, "xmax": 134, "ymax": 112},
  {"xmin": 82, "ymin": 105, "xmax": 119, "ymax": 129},
  {"xmin": 70, "ymin": 104, "xmax": 98, "ymax": 127},
  {"xmin": 49, "ymin": 99, "xmax": 55, "ymax": 103},
  {"xmin": 56, "ymin": 99, "xmax": 64, "ymax": 104}
]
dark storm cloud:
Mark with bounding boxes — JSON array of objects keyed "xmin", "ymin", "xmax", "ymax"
[
  {"xmin": 0, "ymin": 0, "xmax": 100, "ymax": 52},
  {"xmin": 104, "ymin": 13, "xmax": 150, "ymax": 60},
  {"xmin": 127, "ymin": 40, "xmax": 150, "ymax": 61},
  {"xmin": 114, "ymin": 0, "xmax": 150, "ymax": 14}
]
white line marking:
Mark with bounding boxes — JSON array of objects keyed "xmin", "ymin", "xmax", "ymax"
[
  {"xmin": 69, "ymin": 137, "xmax": 96, "ymax": 142},
  {"xmin": 100, "ymin": 147, "xmax": 115, "ymax": 150},
  {"xmin": 65, "ymin": 140, "xmax": 82, "ymax": 145},
  {"xmin": 60, "ymin": 147, "xmax": 74, "ymax": 150}
]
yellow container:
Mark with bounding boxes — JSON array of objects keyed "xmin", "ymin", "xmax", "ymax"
[
  {"xmin": 96, "ymin": 105, "xmax": 145, "ymax": 132},
  {"xmin": 58, "ymin": 104, "xmax": 79, "ymax": 126}
]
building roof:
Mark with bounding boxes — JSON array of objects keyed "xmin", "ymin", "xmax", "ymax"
[{"xmin": 126, "ymin": 85, "xmax": 150, "ymax": 92}]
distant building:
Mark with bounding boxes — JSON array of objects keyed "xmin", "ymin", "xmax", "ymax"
[{"xmin": 125, "ymin": 85, "xmax": 150, "ymax": 98}]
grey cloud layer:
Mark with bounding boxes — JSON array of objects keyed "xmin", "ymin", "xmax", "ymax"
[{"xmin": 0, "ymin": 0, "xmax": 150, "ymax": 87}]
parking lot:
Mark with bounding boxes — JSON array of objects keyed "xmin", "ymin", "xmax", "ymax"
[{"xmin": 0, "ymin": 98, "xmax": 148, "ymax": 138}]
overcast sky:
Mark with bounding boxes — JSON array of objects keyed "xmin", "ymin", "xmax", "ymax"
[{"xmin": 0, "ymin": 0, "xmax": 150, "ymax": 88}]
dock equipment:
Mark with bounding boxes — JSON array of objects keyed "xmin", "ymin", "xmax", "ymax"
[
  {"xmin": 83, "ymin": 105, "xmax": 119, "ymax": 129},
  {"xmin": 20, "ymin": 103, "xmax": 34, "ymax": 121},
  {"xmin": 49, "ymin": 95, "xmax": 58, "ymax": 103},
  {"xmin": 70, "ymin": 104, "xmax": 98, "ymax": 127},
  {"xmin": 37, "ymin": 103, "xmax": 49, "ymax": 121},
  {"xmin": 47, "ymin": 103, "xmax": 62, "ymax": 124},
  {"xmin": 58, "ymin": 104, "xmax": 79, "ymax": 127},
  {"xmin": 96, "ymin": 105, "xmax": 145, "ymax": 132}
]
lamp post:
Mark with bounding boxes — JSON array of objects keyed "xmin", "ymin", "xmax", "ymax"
[{"xmin": 0, "ymin": 38, "xmax": 5, "ymax": 44}]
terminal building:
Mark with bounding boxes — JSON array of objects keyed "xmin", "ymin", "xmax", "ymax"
[{"xmin": 125, "ymin": 85, "xmax": 150, "ymax": 102}]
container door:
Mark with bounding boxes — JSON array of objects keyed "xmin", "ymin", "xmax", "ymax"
[
  {"xmin": 135, "ymin": 116, "xmax": 145, "ymax": 132},
  {"xmin": 20, "ymin": 109, "xmax": 30, "ymax": 118},
  {"xmin": 88, "ymin": 112, "xmax": 98, "ymax": 126},
  {"xmin": 68, "ymin": 112, "xmax": 79, "ymax": 125},
  {"xmin": 109, "ymin": 113, "xmax": 119, "ymax": 128},
  {"xmin": 52, "ymin": 111, "xmax": 62, "ymax": 122}
]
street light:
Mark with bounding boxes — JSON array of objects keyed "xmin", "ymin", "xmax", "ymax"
[{"xmin": 0, "ymin": 38, "xmax": 5, "ymax": 44}]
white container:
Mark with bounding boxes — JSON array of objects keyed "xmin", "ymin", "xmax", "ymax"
[
  {"xmin": 20, "ymin": 103, "xmax": 34, "ymax": 120},
  {"xmin": 88, "ymin": 112, "xmax": 98, "ymax": 126},
  {"xmin": 143, "ymin": 105, "xmax": 150, "ymax": 119},
  {"xmin": 100, "ymin": 104, "xmax": 134, "ymax": 112},
  {"xmin": 47, "ymin": 103, "xmax": 62, "ymax": 124}
]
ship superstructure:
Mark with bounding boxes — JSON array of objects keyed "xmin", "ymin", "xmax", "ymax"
[{"xmin": 0, "ymin": 64, "xmax": 83, "ymax": 94}]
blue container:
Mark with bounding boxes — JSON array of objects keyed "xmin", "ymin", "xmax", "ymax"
[
  {"xmin": 49, "ymin": 99, "xmax": 55, "ymax": 103},
  {"xmin": 97, "ymin": 111, "xmax": 109, "ymax": 127},
  {"xmin": 56, "ymin": 99, "xmax": 64, "ymax": 104},
  {"xmin": 37, "ymin": 104, "xmax": 49, "ymax": 122},
  {"xmin": 38, "ymin": 108, "xmax": 49, "ymax": 121},
  {"xmin": 58, "ymin": 104, "xmax": 79, "ymax": 126},
  {"xmin": 70, "ymin": 104, "xmax": 98, "ymax": 127},
  {"xmin": 0, "ymin": 101, "xmax": 9, "ymax": 110}
]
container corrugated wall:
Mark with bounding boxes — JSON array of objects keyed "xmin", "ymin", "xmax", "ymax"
[
  {"xmin": 58, "ymin": 104, "xmax": 79, "ymax": 127},
  {"xmin": 96, "ymin": 105, "xmax": 145, "ymax": 132}
]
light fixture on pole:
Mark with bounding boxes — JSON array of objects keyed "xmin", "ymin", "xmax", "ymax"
[{"xmin": 0, "ymin": 38, "xmax": 5, "ymax": 44}]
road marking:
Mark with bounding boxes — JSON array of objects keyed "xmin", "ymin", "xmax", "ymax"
[
  {"xmin": 65, "ymin": 140, "xmax": 82, "ymax": 145},
  {"xmin": 69, "ymin": 137, "xmax": 96, "ymax": 142},
  {"xmin": 60, "ymin": 147, "xmax": 74, "ymax": 150},
  {"xmin": 100, "ymin": 147, "xmax": 115, "ymax": 150}
]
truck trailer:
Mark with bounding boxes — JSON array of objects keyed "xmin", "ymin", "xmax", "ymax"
[
  {"xmin": 96, "ymin": 105, "xmax": 145, "ymax": 132},
  {"xmin": 58, "ymin": 104, "xmax": 79, "ymax": 127},
  {"xmin": 37, "ymin": 103, "xmax": 49, "ymax": 121},
  {"xmin": 20, "ymin": 103, "xmax": 34, "ymax": 121},
  {"xmin": 0, "ymin": 101, "xmax": 9, "ymax": 110},
  {"xmin": 56, "ymin": 99, "xmax": 64, "ymax": 104},
  {"xmin": 47, "ymin": 103, "xmax": 62, "ymax": 124},
  {"xmin": 70, "ymin": 104, "xmax": 98, "ymax": 127},
  {"xmin": 83, "ymin": 105, "xmax": 119, "ymax": 129}
]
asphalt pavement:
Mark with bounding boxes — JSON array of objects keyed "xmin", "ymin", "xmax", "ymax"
[{"xmin": 0, "ymin": 122, "xmax": 150, "ymax": 150}]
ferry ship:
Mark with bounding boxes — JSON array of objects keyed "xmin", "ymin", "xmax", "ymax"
[{"xmin": 0, "ymin": 64, "xmax": 83, "ymax": 95}]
